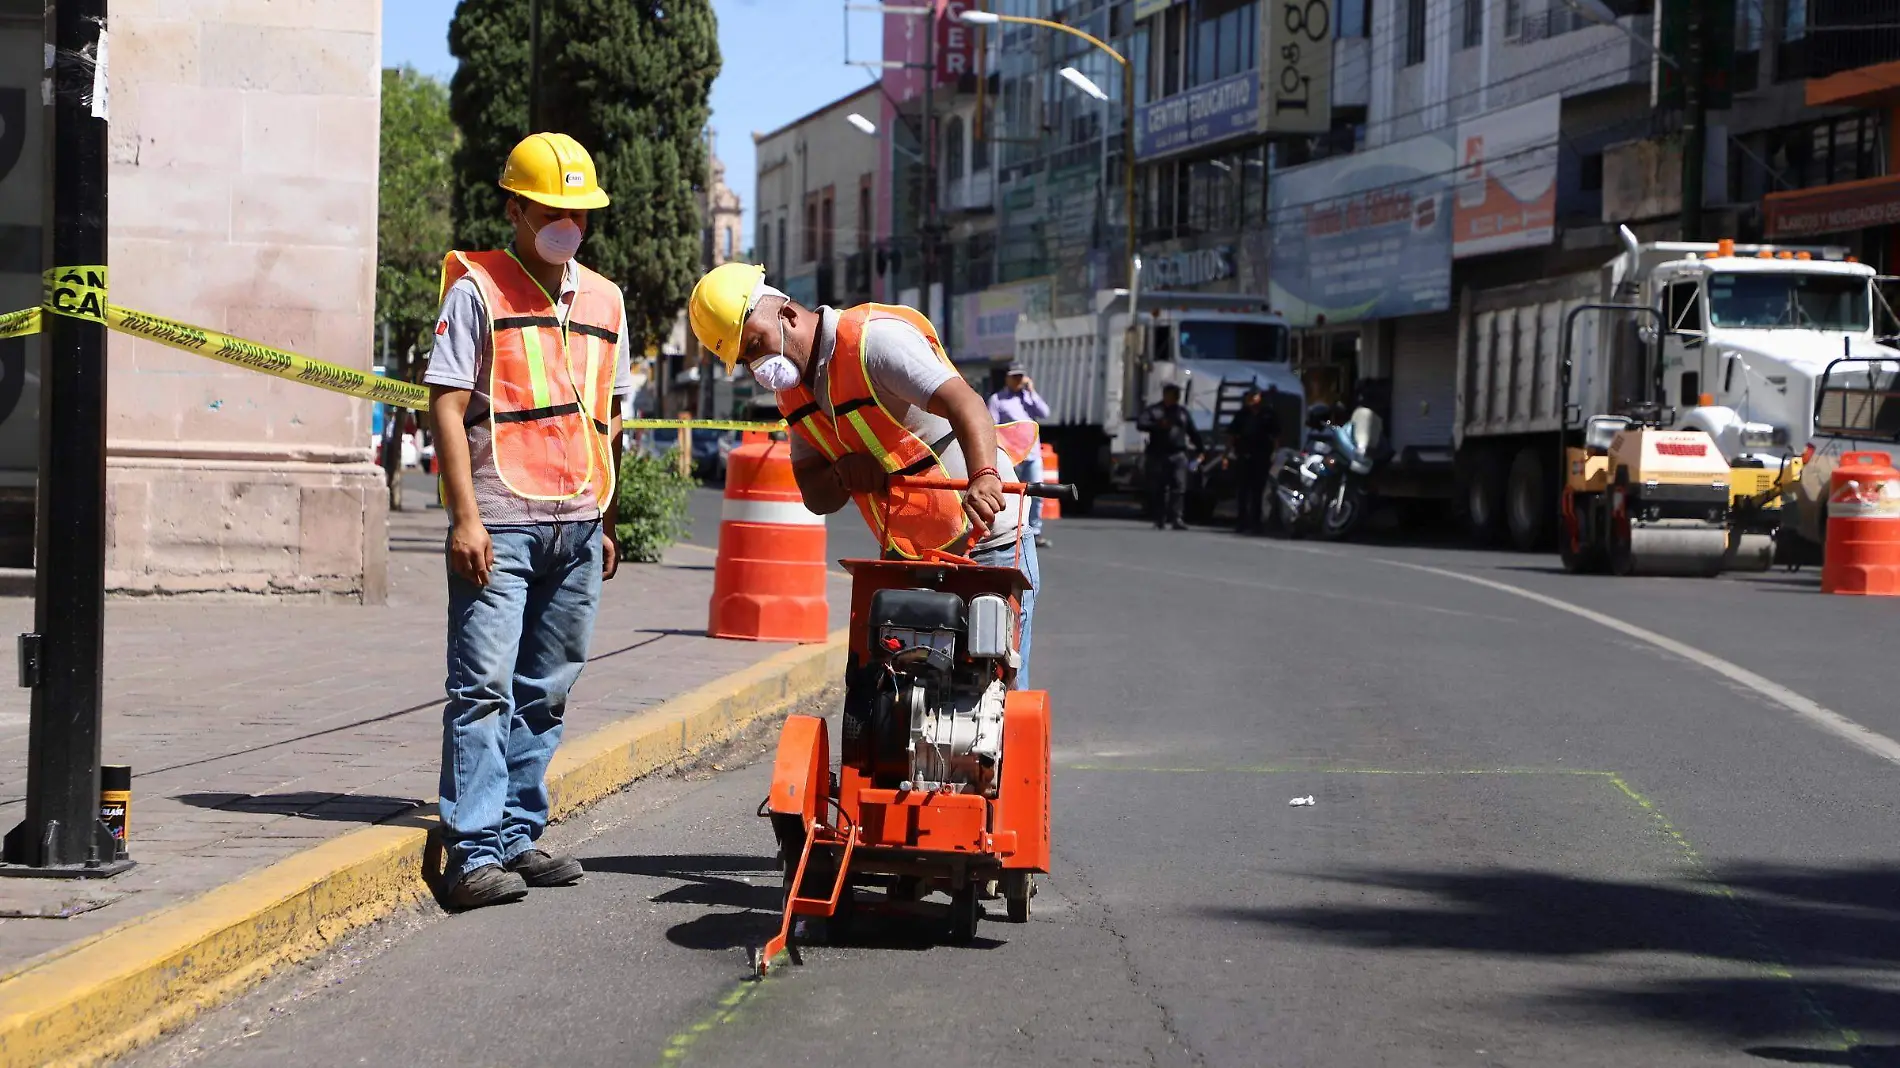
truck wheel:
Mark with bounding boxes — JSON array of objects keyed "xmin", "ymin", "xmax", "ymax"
[
  {"xmin": 1505, "ymin": 447, "xmax": 1551, "ymax": 552},
  {"xmin": 1462, "ymin": 449, "xmax": 1506, "ymax": 546}
]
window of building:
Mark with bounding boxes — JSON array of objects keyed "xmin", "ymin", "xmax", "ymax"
[
  {"xmin": 760, "ymin": 219, "xmax": 772, "ymax": 274},
  {"xmin": 1747, "ymin": 111, "xmax": 1885, "ymax": 199},
  {"xmin": 1186, "ymin": 0, "xmax": 1258, "ymax": 87},
  {"xmin": 803, "ymin": 200, "xmax": 816, "ymax": 263},
  {"xmin": 777, "ymin": 211, "xmax": 787, "ymax": 273},
  {"xmin": 859, "ymin": 177, "xmax": 873, "ymax": 252},
  {"xmin": 1504, "ymin": 0, "xmax": 1521, "ymax": 40},
  {"xmin": 1339, "ymin": 0, "xmax": 1370, "ymax": 38},
  {"xmin": 945, "ymin": 115, "xmax": 966, "ymax": 181},
  {"xmin": 1580, "ymin": 151, "xmax": 1604, "ymax": 192},
  {"xmin": 1405, "ymin": 0, "xmax": 1427, "ymax": 65},
  {"xmin": 972, "ymin": 105, "xmax": 991, "ymax": 170},
  {"xmin": 820, "ymin": 188, "xmax": 834, "ymax": 263},
  {"xmin": 1462, "ymin": 0, "xmax": 1483, "ymax": 49}
]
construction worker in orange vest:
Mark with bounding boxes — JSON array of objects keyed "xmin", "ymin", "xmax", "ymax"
[
  {"xmin": 424, "ymin": 133, "xmax": 632, "ymax": 911},
  {"xmin": 687, "ymin": 264, "xmax": 1045, "ymax": 687}
]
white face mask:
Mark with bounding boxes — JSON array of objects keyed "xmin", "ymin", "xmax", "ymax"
[
  {"xmin": 749, "ymin": 321, "xmax": 801, "ymax": 391},
  {"xmin": 531, "ymin": 218, "xmax": 584, "ymax": 264},
  {"xmin": 752, "ymin": 354, "xmax": 800, "ymax": 392}
]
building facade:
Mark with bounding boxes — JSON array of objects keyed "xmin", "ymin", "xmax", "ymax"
[
  {"xmin": 2, "ymin": 0, "xmax": 388, "ymax": 601},
  {"xmin": 753, "ymin": 85, "xmax": 883, "ymax": 316}
]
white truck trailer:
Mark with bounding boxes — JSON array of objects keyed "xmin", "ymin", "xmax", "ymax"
[
  {"xmin": 1450, "ymin": 228, "xmax": 1899, "ymax": 553},
  {"xmin": 1013, "ymin": 289, "xmax": 1304, "ymax": 513}
]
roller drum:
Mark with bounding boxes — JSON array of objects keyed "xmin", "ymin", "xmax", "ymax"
[
  {"xmin": 1724, "ymin": 532, "xmax": 1775, "ymax": 573},
  {"xmin": 1620, "ymin": 526, "xmax": 1730, "ymax": 577}
]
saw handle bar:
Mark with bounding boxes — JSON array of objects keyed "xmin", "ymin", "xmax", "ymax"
[{"xmin": 892, "ymin": 475, "xmax": 1079, "ymax": 502}]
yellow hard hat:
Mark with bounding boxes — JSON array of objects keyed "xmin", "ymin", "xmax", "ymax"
[
  {"xmin": 498, "ymin": 132, "xmax": 611, "ymax": 210},
  {"xmin": 689, "ymin": 262, "xmax": 768, "ymax": 371}
]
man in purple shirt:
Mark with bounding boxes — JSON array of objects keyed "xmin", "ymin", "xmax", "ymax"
[{"xmin": 988, "ymin": 365, "xmax": 1053, "ymax": 547}]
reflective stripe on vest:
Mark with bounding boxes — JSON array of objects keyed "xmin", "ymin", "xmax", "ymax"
[
  {"xmin": 440, "ymin": 250, "xmax": 620, "ymax": 507},
  {"xmin": 777, "ymin": 304, "xmax": 969, "ymax": 559}
]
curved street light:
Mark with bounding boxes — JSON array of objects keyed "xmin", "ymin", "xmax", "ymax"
[{"xmin": 958, "ymin": 9, "xmax": 1137, "ymax": 291}]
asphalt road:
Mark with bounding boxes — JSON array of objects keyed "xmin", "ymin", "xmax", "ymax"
[{"xmin": 126, "ymin": 491, "xmax": 1900, "ymax": 1068}]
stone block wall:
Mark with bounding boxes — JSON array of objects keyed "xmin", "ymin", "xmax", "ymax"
[{"xmin": 103, "ymin": 0, "xmax": 387, "ymax": 601}]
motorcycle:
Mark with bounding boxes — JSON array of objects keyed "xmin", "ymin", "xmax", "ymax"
[{"xmin": 1270, "ymin": 407, "xmax": 1375, "ymax": 541}]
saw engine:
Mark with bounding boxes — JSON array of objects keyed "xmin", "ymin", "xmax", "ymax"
[{"xmin": 847, "ymin": 587, "xmax": 1018, "ymax": 795}]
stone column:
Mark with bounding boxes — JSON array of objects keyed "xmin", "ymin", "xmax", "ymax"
[{"xmin": 103, "ymin": 1, "xmax": 387, "ymax": 602}]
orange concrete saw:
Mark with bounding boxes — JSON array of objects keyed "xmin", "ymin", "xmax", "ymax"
[{"xmin": 753, "ymin": 475, "xmax": 1071, "ymax": 975}]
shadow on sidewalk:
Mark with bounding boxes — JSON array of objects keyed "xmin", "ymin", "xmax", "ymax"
[{"xmin": 174, "ymin": 791, "xmax": 426, "ymax": 823}]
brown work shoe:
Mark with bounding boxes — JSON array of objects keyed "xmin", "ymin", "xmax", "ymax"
[
  {"xmin": 506, "ymin": 848, "xmax": 585, "ymax": 887},
  {"xmin": 444, "ymin": 864, "xmax": 528, "ymax": 911}
]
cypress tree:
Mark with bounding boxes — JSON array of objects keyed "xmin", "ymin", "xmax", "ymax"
[{"xmin": 448, "ymin": 0, "xmax": 719, "ymax": 355}]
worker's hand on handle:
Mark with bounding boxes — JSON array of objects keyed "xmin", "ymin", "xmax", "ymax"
[
  {"xmin": 830, "ymin": 453, "xmax": 889, "ymax": 495},
  {"xmin": 449, "ymin": 522, "xmax": 494, "ymax": 587},
  {"xmin": 963, "ymin": 468, "xmax": 1007, "ymax": 532}
]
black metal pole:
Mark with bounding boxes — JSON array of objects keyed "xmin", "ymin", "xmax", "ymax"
[
  {"xmin": 2, "ymin": 0, "xmax": 128, "ymax": 876},
  {"xmin": 529, "ymin": 0, "xmax": 542, "ymax": 131},
  {"xmin": 921, "ymin": 6, "xmax": 937, "ymax": 314}
]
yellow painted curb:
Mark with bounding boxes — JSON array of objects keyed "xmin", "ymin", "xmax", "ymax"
[{"xmin": 0, "ymin": 632, "xmax": 847, "ymax": 1068}]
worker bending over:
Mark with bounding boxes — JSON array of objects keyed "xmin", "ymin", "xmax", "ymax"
[{"xmin": 687, "ymin": 265, "xmax": 1043, "ymax": 687}]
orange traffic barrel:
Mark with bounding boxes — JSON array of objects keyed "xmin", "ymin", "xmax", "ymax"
[
  {"xmin": 1040, "ymin": 442, "xmax": 1061, "ymax": 522},
  {"xmin": 708, "ymin": 440, "xmax": 830, "ymax": 641},
  {"xmin": 1822, "ymin": 451, "xmax": 1900, "ymax": 596}
]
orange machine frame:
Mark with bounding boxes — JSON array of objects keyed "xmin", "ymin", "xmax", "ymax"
[{"xmin": 758, "ymin": 547, "xmax": 1052, "ymax": 973}]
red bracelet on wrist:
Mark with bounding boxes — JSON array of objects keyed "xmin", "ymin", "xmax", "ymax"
[{"xmin": 967, "ymin": 466, "xmax": 1000, "ymax": 483}]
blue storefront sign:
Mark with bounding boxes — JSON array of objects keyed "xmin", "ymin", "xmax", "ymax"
[
  {"xmin": 1267, "ymin": 132, "xmax": 1457, "ymax": 327},
  {"xmin": 1135, "ymin": 71, "xmax": 1259, "ymax": 161}
]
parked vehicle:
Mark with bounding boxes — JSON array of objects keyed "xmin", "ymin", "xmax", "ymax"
[
  {"xmin": 1013, "ymin": 272, "xmax": 1304, "ymax": 514},
  {"xmin": 1270, "ymin": 405, "xmax": 1379, "ymax": 540},
  {"xmin": 1789, "ymin": 354, "xmax": 1900, "ymax": 561},
  {"xmin": 1398, "ymin": 228, "xmax": 1898, "ymax": 554}
]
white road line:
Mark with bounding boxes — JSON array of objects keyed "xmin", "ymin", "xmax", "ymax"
[{"xmin": 1380, "ymin": 558, "xmax": 1900, "ymax": 768}]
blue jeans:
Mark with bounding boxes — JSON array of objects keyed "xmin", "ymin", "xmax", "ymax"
[
  {"xmin": 1014, "ymin": 452, "xmax": 1045, "ymax": 537},
  {"xmin": 971, "ymin": 534, "xmax": 1039, "ymax": 690},
  {"xmin": 440, "ymin": 520, "xmax": 603, "ymax": 877}
]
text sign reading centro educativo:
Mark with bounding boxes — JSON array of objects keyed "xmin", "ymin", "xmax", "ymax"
[{"xmin": 1133, "ymin": 0, "xmax": 1333, "ymax": 160}]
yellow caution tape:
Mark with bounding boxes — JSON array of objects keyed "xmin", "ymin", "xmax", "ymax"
[
  {"xmin": 43, "ymin": 265, "xmax": 108, "ymax": 324},
  {"xmin": 0, "ymin": 307, "xmax": 40, "ymax": 341},
  {"xmin": 625, "ymin": 418, "xmax": 788, "ymax": 432},
  {"xmin": 0, "ymin": 267, "xmax": 433, "ymax": 410}
]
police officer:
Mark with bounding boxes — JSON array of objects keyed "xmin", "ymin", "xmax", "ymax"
[
  {"xmin": 1138, "ymin": 384, "xmax": 1201, "ymax": 530},
  {"xmin": 1228, "ymin": 385, "xmax": 1281, "ymax": 534}
]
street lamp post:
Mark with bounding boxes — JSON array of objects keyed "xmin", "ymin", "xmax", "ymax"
[{"xmin": 959, "ymin": 10, "xmax": 1136, "ymax": 289}]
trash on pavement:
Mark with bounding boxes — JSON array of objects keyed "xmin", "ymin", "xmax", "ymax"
[{"xmin": 1288, "ymin": 795, "xmax": 1316, "ymax": 807}]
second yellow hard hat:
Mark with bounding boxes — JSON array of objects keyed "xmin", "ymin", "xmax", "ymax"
[{"xmin": 499, "ymin": 132, "xmax": 611, "ymax": 210}]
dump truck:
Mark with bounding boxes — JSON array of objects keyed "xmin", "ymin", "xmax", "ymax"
[
  {"xmin": 1451, "ymin": 227, "xmax": 1898, "ymax": 559},
  {"xmin": 1013, "ymin": 287, "xmax": 1304, "ymax": 514}
]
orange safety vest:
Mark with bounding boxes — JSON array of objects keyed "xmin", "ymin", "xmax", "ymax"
[
  {"xmin": 779, "ymin": 304, "xmax": 1037, "ymax": 559},
  {"xmin": 439, "ymin": 250, "xmax": 621, "ymax": 508}
]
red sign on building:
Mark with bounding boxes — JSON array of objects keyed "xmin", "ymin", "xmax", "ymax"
[
  {"xmin": 936, "ymin": 1, "xmax": 976, "ymax": 86},
  {"xmin": 1763, "ymin": 175, "xmax": 1900, "ymax": 239}
]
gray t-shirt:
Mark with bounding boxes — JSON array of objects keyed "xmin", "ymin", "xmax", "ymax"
[
  {"xmin": 424, "ymin": 261, "xmax": 634, "ymax": 525},
  {"xmin": 787, "ymin": 307, "xmax": 1022, "ymax": 551}
]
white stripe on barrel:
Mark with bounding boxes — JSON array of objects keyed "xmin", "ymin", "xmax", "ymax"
[{"xmin": 721, "ymin": 497, "xmax": 826, "ymax": 527}]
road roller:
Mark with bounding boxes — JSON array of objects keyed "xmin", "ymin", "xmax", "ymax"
[
  {"xmin": 1559, "ymin": 413, "xmax": 1734, "ymax": 575},
  {"xmin": 754, "ymin": 475, "xmax": 1072, "ymax": 976}
]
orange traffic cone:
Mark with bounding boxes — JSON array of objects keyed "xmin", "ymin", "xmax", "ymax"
[
  {"xmin": 708, "ymin": 440, "xmax": 830, "ymax": 641},
  {"xmin": 1040, "ymin": 443, "xmax": 1061, "ymax": 521}
]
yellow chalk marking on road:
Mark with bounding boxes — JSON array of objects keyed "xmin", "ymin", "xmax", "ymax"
[{"xmin": 658, "ymin": 980, "xmax": 767, "ymax": 1064}]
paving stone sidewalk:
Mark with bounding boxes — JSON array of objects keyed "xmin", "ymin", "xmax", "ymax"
[{"xmin": 0, "ymin": 498, "xmax": 848, "ymax": 972}]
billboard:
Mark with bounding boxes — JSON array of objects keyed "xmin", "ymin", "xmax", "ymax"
[
  {"xmin": 1136, "ymin": 71, "xmax": 1258, "ymax": 161},
  {"xmin": 951, "ymin": 279, "xmax": 1053, "ymax": 364},
  {"xmin": 1262, "ymin": 0, "xmax": 1334, "ymax": 134},
  {"xmin": 1268, "ymin": 132, "xmax": 1456, "ymax": 326},
  {"xmin": 0, "ymin": 10, "xmax": 41, "ymax": 484},
  {"xmin": 1453, "ymin": 94, "xmax": 1559, "ymax": 258}
]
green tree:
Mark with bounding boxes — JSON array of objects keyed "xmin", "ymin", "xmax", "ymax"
[
  {"xmin": 377, "ymin": 67, "xmax": 457, "ymax": 365},
  {"xmin": 448, "ymin": 0, "xmax": 719, "ymax": 356}
]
